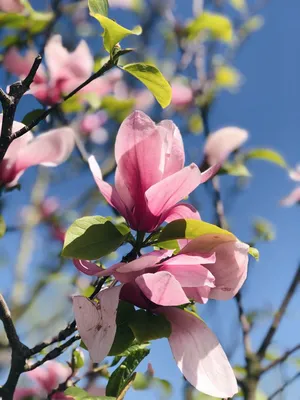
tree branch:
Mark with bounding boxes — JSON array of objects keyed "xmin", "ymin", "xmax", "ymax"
[
  {"xmin": 235, "ymin": 292, "xmax": 252, "ymax": 356},
  {"xmin": 257, "ymin": 265, "xmax": 300, "ymax": 360},
  {"xmin": 0, "ymin": 294, "xmax": 30, "ymax": 400},
  {"xmin": 267, "ymin": 371, "xmax": 300, "ymax": 400},
  {"xmin": 260, "ymin": 343, "xmax": 300, "ymax": 375}
]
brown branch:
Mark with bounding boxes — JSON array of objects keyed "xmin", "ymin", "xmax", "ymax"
[
  {"xmin": 257, "ymin": 265, "xmax": 300, "ymax": 360},
  {"xmin": 260, "ymin": 343, "xmax": 300, "ymax": 375},
  {"xmin": 0, "ymin": 294, "xmax": 30, "ymax": 400},
  {"xmin": 235, "ymin": 292, "xmax": 252, "ymax": 356},
  {"xmin": 267, "ymin": 371, "xmax": 300, "ymax": 400}
]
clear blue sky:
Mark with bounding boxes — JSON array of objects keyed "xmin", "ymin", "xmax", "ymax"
[{"xmin": 0, "ymin": 0, "xmax": 300, "ymax": 399}]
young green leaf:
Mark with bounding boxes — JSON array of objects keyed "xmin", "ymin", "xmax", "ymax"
[
  {"xmin": 122, "ymin": 63, "xmax": 172, "ymax": 108},
  {"xmin": 72, "ymin": 348, "xmax": 85, "ymax": 370},
  {"xmin": 106, "ymin": 348, "xmax": 150, "ymax": 397},
  {"xmin": 0, "ymin": 216, "xmax": 6, "ymax": 238},
  {"xmin": 90, "ymin": 13, "xmax": 141, "ymax": 54},
  {"xmin": 245, "ymin": 148, "xmax": 287, "ymax": 168},
  {"xmin": 22, "ymin": 109, "xmax": 44, "ymax": 127},
  {"xmin": 88, "ymin": 0, "xmax": 109, "ymax": 17},
  {"xmin": 157, "ymin": 219, "xmax": 236, "ymax": 245},
  {"xmin": 109, "ymin": 301, "xmax": 136, "ymax": 355},
  {"xmin": 62, "ymin": 216, "xmax": 129, "ymax": 260},
  {"xmin": 248, "ymin": 247, "xmax": 259, "ymax": 261},
  {"xmin": 65, "ymin": 386, "xmax": 115, "ymax": 399},
  {"xmin": 129, "ymin": 310, "xmax": 172, "ymax": 343},
  {"xmin": 186, "ymin": 12, "xmax": 233, "ymax": 43}
]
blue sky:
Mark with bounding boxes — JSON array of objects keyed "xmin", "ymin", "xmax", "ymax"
[{"xmin": 1, "ymin": 0, "xmax": 300, "ymax": 399}]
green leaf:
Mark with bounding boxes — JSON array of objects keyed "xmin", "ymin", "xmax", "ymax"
[
  {"xmin": 155, "ymin": 239, "xmax": 180, "ymax": 253},
  {"xmin": 186, "ymin": 12, "xmax": 233, "ymax": 43},
  {"xmin": 22, "ymin": 109, "xmax": 44, "ymax": 127},
  {"xmin": 220, "ymin": 162, "xmax": 251, "ymax": 177},
  {"xmin": 62, "ymin": 216, "xmax": 129, "ymax": 260},
  {"xmin": 90, "ymin": 13, "xmax": 142, "ymax": 53},
  {"xmin": 101, "ymin": 96, "xmax": 135, "ymax": 121},
  {"xmin": 230, "ymin": 0, "xmax": 247, "ymax": 12},
  {"xmin": 152, "ymin": 378, "xmax": 172, "ymax": 396},
  {"xmin": 0, "ymin": 216, "xmax": 6, "ymax": 238},
  {"xmin": 106, "ymin": 348, "xmax": 150, "ymax": 397},
  {"xmin": 129, "ymin": 310, "xmax": 171, "ymax": 343},
  {"xmin": 72, "ymin": 348, "xmax": 85, "ymax": 370},
  {"xmin": 109, "ymin": 301, "xmax": 136, "ymax": 355},
  {"xmin": 253, "ymin": 218, "xmax": 275, "ymax": 242},
  {"xmin": 122, "ymin": 63, "xmax": 171, "ymax": 108},
  {"xmin": 248, "ymin": 247, "xmax": 259, "ymax": 261},
  {"xmin": 157, "ymin": 219, "xmax": 236, "ymax": 249},
  {"xmin": 118, "ymin": 342, "xmax": 150, "ymax": 357},
  {"xmin": 132, "ymin": 373, "xmax": 150, "ymax": 390},
  {"xmin": 65, "ymin": 386, "xmax": 116, "ymax": 399},
  {"xmin": 88, "ymin": 0, "xmax": 109, "ymax": 17},
  {"xmin": 245, "ymin": 149, "xmax": 287, "ymax": 168}
]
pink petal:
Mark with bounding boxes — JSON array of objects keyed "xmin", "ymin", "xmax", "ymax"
[
  {"xmin": 88, "ymin": 156, "xmax": 132, "ymax": 223},
  {"xmin": 116, "ymin": 250, "xmax": 172, "ymax": 274},
  {"xmin": 13, "ymin": 388, "xmax": 40, "ymax": 400},
  {"xmin": 0, "ymin": 0, "xmax": 24, "ymax": 13},
  {"xmin": 135, "ymin": 271, "xmax": 189, "ymax": 306},
  {"xmin": 159, "ymin": 255, "xmax": 215, "ymax": 288},
  {"xmin": 164, "ymin": 203, "xmax": 201, "ymax": 223},
  {"xmin": 28, "ymin": 361, "xmax": 70, "ymax": 393},
  {"xmin": 13, "ymin": 127, "xmax": 75, "ymax": 173},
  {"xmin": 73, "ymin": 259, "xmax": 104, "ymax": 276},
  {"xmin": 171, "ymin": 83, "xmax": 193, "ymax": 108},
  {"xmin": 3, "ymin": 48, "xmax": 45, "ymax": 82},
  {"xmin": 160, "ymin": 307, "xmax": 238, "ymax": 398},
  {"xmin": 120, "ymin": 281, "xmax": 152, "ymax": 309},
  {"xmin": 45, "ymin": 35, "xmax": 70, "ymax": 83},
  {"xmin": 157, "ymin": 120, "xmax": 185, "ymax": 178},
  {"xmin": 200, "ymin": 162, "xmax": 221, "ymax": 184},
  {"xmin": 289, "ymin": 165, "xmax": 300, "ymax": 182},
  {"xmin": 145, "ymin": 163, "xmax": 202, "ymax": 216},
  {"xmin": 73, "ymin": 285, "xmax": 122, "ymax": 363},
  {"xmin": 204, "ymin": 127, "xmax": 248, "ymax": 165},
  {"xmin": 280, "ymin": 187, "xmax": 300, "ymax": 207},
  {"xmin": 63, "ymin": 40, "xmax": 93, "ymax": 80},
  {"xmin": 114, "ymin": 111, "xmax": 165, "ymax": 203},
  {"xmin": 184, "ymin": 286, "xmax": 212, "ymax": 304}
]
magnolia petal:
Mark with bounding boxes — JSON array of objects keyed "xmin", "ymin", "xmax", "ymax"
[
  {"xmin": 13, "ymin": 127, "xmax": 75, "ymax": 173},
  {"xmin": 164, "ymin": 203, "xmax": 201, "ymax": 223},
  {"xmin": 184, "ymin": 286, "xmax": 212, "ymax": 304},
  {"xmin": 200, "ymin": 162, "xmax": 221, "ymax": 184},
  {"xmin": 73, "ymin": 259, "xmax": 104, "ymax": 276},
  {"xmin": 135, "ymin": 271, "xmax": 189, "ymax": 306},
  {"xmin": 88, "ymin": 156, "xmax": 132, "ymax": 223},
  {"xmin": 158, "ymin": 120, "xmax": 185, "ymax": 177},
  {"xmin": 116, "ymin": 250, "xmax": 172, "ymax": 274},
  {"xmin": 280, "ymin": 187, "xmax": 300, "ymax": 207},
  {"xmin": 171, "ymin": 83, "xmax": 193, "ymax": 108},
  {"xmin": 206, "ymin": 240, "xmax": 249, "ymax": 300},
  {"xmin": 146, "ymin": 163, "xmax": 202, "ymax": 216},
  {"xmin": 0, "ymin": 0, "xmax": 24, "ymax": 12},
  {"xmin": 45, "ymin": 35, "xmax": 69, "ymax": 83},
  {"xmin": 13, "ymin": 388, "xmax": 40, "ymax": 400},
  {"xmin": 64, "ymin": 40, "xmax": 93, "ymax": 80},
  {"xmin": 115, "ymin": 111, "xmax": 164, "ymax": 201},
  {"xmin": 161, "ymin": 307, "xmax": 238, "ymax": 398},
  {"xmin": 3, "ymin": 48, "xmax": 45, "ymax": 82},
  {"xmin": 73, "ymin": 285, "xmax": 122, "ymax": 363},
  {"xmin": 204, "ymin": 127, "xmax": 248, "ymax": 165}
]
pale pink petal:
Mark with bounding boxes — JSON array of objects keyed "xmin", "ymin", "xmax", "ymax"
[
  {"xmin": 73, "ymin": 285, "xmax": 122, "ymax": 363},
  {"xmin": 160, "ymin": 307, "xmax": 238, "ymax": 398},
  {"xmin": 135, "ymin": 271, "xmax": 189, "ymax": 306},
  {"xmin": 134, "ymin": 89, "xmax": 155, "ymax": 111},
  {"xmin": 171, "ymin": 83, "xmax": 193, "ymax": 108},
  {"xmin": 115, "ymin": 111, "xmax": 165, "ymax": 202},
  {"xmin": 157, "ymin": 120, "xmax": 185, "ymax": 177},
  {"xmin": 3, "ymin": 48, "xmax": 45, "ymax": 82},
  {"xmin": 28, "ymin": 361, "xmax": 70, "ymax": 393},
  {"xmin": 73, "ymin": 259, "xmax": 104, "ymax": 276},
  {"xmin": 45, "ymin": 35, "xmax": 69, "ymax": 83},
  {"xmin": 116, "ymin": 250, "xmax": 172, "ymax": 274},
  {"xmin": 88, "ymin": 156, "xmax": 132, "ymax": 223},
  {"xmin": 280, "ymin": 187, "xmax": 300, "ymax": 207},
  {"xmin": 180, "ymin": 233, "xmax": 236, "ymax": 254},
  {"xmin": 3, "ymin": 118, "xmax": 34, "ymax": 162},
  {"xmin": 289, "ymin": 165, "xmax": 300, "ymax": 182},
  {"xmin": 184, "ymin": 286, "xmax": 212, "ymax": 304},
  {"xmin": 0, "ymin": 0, "xmax": 24, "ymax": 13},
  {"xmin": 13, "ymin": 388, "xmax": 40, "ymax": 400},
  {"xmin": 200, "ymin": 163, "xmax": 221, "ymax": 184},
  {"xmin": 145, "ymin": 163, "xmax": 202, "ymax": 216},
  {"xmin": 64, "ymin": 40, "xmax": 93, "ymax": 79},
  {"xmin": 204, "ymin": 127, "xmax": 248, "ymax": 165},
  {"xmin": 162, "ymin": 253, "xmax": 216, "ymax": 267},
  {"xmin": 13, "ymin": 128, "xmax": 75, "ymax": 173},
  {"xmin": 164, "ymin": 203, "xmax": 201, "ymax": 223}
]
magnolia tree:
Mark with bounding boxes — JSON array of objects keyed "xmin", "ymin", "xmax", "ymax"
[{"xmin": 0, "ymin": 1, "xmax": 299, "ymax": 400}]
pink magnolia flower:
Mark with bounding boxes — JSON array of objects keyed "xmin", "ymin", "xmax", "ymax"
[
  {"xmin": 204, "ymin": 126, "xmax": 248, "ymax": 165},
  {"xmin": 3, "ymin": 35, "xmax": 120, "ymax": 105},
  {"xmin": 0, "ymin": 0, "xmax": 24, "ymax": 12},
  {"xmin": 73, "ymin": 234, "xmax": 248, "ymax": 397},
  {"xmin": 0, "ymin": 116, "xmax": 75, "ymax": 188},
  {"xmin": 40, "ymin": 197, "xmax": 60, "ymax": 219},
  {"xmin": 171, "ymin": 82, "xmax": 194, "ymax": 108},
  {"xmin": 80, "ymin": 111, "xmax": 109, "ymax": 145},
  {"xmin": 14, "ymin": 361, "xmax": 72, "ymax": 400},
  {"xmin": 88, "ymin": 110, "xmax": 219, "ymax": 232}
]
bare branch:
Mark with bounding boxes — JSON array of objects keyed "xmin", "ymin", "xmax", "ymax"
[
  {"xmin": 235, "ymin": 292, "xmax": 252, "ymax": 356},
  {"xmin": 257, "ymin": 265, "xmax": 300, "ymax": 360},
  {"xmin": 267, "ymin": 371, "xmax": 300, "ymax": 400},
  {"xmin": 260, "ymin": 343, "xmax": 300, "ymax": 375}
]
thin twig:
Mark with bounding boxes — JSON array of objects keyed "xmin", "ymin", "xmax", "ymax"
[
  {"xmin": 267, "ymin": 371, "xmax": 300, "ymax": 400},
  {"xmin": 236, "ymin": 292, "xmax": 252, "ymax": 355},
  {"xmin": 260, "ymin": 343, "xmax": 300, "ymax": 375},
  {"xmin": 257, "ymin": 265, "xmax": 300, "ymax": 360}
]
